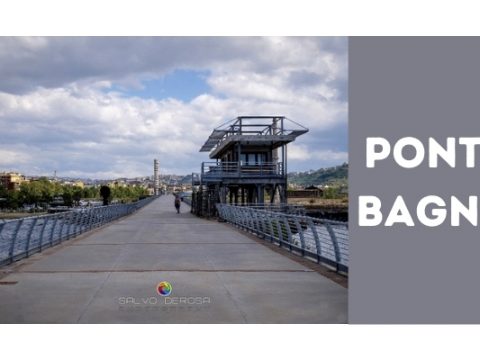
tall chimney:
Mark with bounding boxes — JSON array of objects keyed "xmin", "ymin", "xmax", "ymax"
[{"xmin": 153, "ymin": 159, "xmax": 159, "ymax": 196}]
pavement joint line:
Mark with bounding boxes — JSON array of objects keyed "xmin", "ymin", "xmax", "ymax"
[
  {"xmin": 136, "ymin": 223, "xmax": 222, "ymax": 225},
  {"xmin": 75, "ymin": 237, "xmax": 127, "ymax": 323},
  {"xmin": 206, "ymin": 258, "xmax": 249, "ymax": 323},
  {"xmin": 70, "ymin": 242, "xmax": 262, "ymax": 246},
  {"xmin": 75, "ymin": 271, "xmax": 111, "ymax": 323},
  {"xmin": 17, "ymin": 269, "xmax": 315, "ymax": 273},
  {"xmin": 219, "ymin": 221, "xmax": 349, "ymax": 288}
]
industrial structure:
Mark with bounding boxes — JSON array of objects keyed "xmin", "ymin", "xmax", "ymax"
[
  {"xmin": 153, "ymin": 159, "xmax": 159, "ymax": 196},
  {"xmin": 191, "ymin": 116, "xmax": 308, "ymax": 217}
]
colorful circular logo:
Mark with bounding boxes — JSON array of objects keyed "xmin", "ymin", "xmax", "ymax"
[{"xmin": 157, "ymin": 281, "xmax": 172, "ymax": 296}]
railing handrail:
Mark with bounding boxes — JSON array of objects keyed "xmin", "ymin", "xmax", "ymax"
[
  {"xmin": 202, "ymin": 161, "xmax": 280, "ymax": 165},
  {"xmin": 0, "ymin": 202, "xmax": 142, "ymax": 223},
  {"xmin": 201, "ymin": 161, "xmax": 284, "ymax": 177},
  {"xmin": 239, "ymin": 206, "xmax": 347, "ymax": 226},
  {"xmin": 216, "ymin": 204, "xmax": 348, "ymax": 274},
  {"xmin": 0, "ymin": 196, "xmax": 158, "ymax": 267}
]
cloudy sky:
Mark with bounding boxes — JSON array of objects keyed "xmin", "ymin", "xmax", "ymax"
[{"xmin": 0, "ymin": 37, "xmax": 347, "ymax": 179}]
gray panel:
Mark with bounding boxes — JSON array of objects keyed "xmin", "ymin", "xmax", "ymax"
[{"xmin": 349, "ymin": 37, "xmax": 480, "ymax": 323}]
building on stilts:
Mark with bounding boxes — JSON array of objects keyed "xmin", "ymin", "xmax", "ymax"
[{"xmin": 191, "ymin": 116, "xmax": 308, "ymax": 217}]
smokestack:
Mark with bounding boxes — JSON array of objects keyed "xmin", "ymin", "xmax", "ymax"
[{"xmin": 153, "ymin": 159, "xmax": 159, "ymax": 196}]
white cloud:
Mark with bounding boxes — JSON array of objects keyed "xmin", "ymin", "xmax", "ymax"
[
  {"xmin": 288, "ymin": 144, "xmax": 312, "ymax": 160},
  {"xmin": 0, "ymin": 149, "xmax": 31, "ymax": 167},
  {"xmin": 0, "ymin": 37, "xmax": 347, "ymax": 178},
  {"xmin": 288, "ymin": 144, "xmax": 348, "ymax": 162}
]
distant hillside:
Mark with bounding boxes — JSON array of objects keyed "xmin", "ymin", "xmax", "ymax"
[
  {"xmin": 288, "ymin": 163, "xmax": 348, "ymax": 187},
  {"xmin": 180, "ymin": 174, "xmax": 193, "ymax": 184}
]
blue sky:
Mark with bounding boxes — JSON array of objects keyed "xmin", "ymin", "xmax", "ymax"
[
  {"xmin": 0, "ymin": 37, "xmax": 347, "ymax": 178},
  {"xmin": 115, "ymin": 70, "xmax": 211, "ymax": 102}
]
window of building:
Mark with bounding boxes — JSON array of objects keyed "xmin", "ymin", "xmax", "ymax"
[{"xmin": 241, "ymin": 153, "xmax": 267, "ymax": 165}]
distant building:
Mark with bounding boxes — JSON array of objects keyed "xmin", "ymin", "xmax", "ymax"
[
  {"xmin": 0, "ymin": 172, "xmax": 28, "ymax": 191},
  {"xmin": 109, "ymin": 180, "xmax": 127, "ymax": 188},
  {"xmin": 288, "ymin": 186, "xmax": 323, "ymax": 198},
  {"xmin": 61, "ymin": 180, "xmax": 85, "ymax": 188},
  {"xmin": 73, "ymin": 181, "xmax": 84, "ymax": 188}
]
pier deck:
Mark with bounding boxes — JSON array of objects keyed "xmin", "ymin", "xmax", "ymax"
[{"xmin": 0, "ymin": 196, "xmax": 346, "ymax": 323}]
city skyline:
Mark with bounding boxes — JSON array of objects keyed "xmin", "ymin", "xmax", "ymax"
[{"xmin": 0, "ymin": 37, "xmax": 348, "ymax": 178}]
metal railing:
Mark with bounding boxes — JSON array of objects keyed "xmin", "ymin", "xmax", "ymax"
[
  {"xmin": 175, "ymin": 191, "xmax": 193, "ymax": 206},
  {"xmin": 201, "ymin": 161, "xmax": 284, "ymax": 180},
  {"xmin": 191, "ymin": 172, "xmax": 201, "ymax": 185},
  {"xmin": 217, "ymin": 204, "xmax": 348, "ymax": 274},
  {"xmin": 0, "ymin": 196, "xmax": 157, "ymax": 267},
  {"xmin": 232, "ymin": 203, "xmax": 306, "ymax": 215},
  {"xmin": 200, "ymin": 116, "xmax": 309, "ymax": 153}
]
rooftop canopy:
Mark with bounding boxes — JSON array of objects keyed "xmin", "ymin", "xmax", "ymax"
[{"xmin": 199, "ymin": 116, "xmax": 309, "ymax": 155}]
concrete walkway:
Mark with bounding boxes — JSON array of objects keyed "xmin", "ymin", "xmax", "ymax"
[{"xmin": 0, "ymin": 196, "xmax": 347, "ymax": 323}]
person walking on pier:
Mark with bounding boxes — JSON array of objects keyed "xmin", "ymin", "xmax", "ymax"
[{"xmin": 174, "ymin": 195, "xmax": 181, "ymax": 214}]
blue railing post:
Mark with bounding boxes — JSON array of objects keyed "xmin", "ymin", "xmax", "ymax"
[
  {"xmin": 293, "ymin": 218, "xmax": 306, "ymax": 255},
  {"xmin": 86, "ymin": 208, "xmax": 93, "ymax": 230},
  {"xmin": 267, "ymin": 213, "xmax": 275, "ymax": 243},
  {"xmin": 306, "ymin": 218, "xmax": 322, "ymax": 262},
  {"xmin": 281, "ymin": 215, "xmax": 293, "ymax": 251},
  {"xmin": 67, "ymin": 211, "xmax": 77, "ymax": 239},
  {"xmin": 253, "ymin": 210, "xmax": 261, "ymax": 236},
  {"xmin": 8, "ymin": 219, "xmax": 24, "ymax": 264},
  {"xmin": 58, "ymin": 214, "xmax": 68, "ymax": 243},
  {"xmin": 325, "ymin": 222, "xmax": 341, "ymax": 272},
  {"xmin": 38, "ymin": 218, "xmax": 49, "ymax": 252},
  {"xmin": 0, "ymin": 222, "xmax": 5, "ymax": 243},
  {"xmin": 49, "ymin": 216, "xmax": 59, "ymax": 246},
  {"xmin": 25, "ymin": 218, "xmax": 38, "ymax": 257}
]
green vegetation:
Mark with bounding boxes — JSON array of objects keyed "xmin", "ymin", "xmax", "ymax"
[
  {"xmin": 322, "ymin": 186, "xmax": 342, "ymax": 199},
  {"xmin": 287, "ymin": 163, "xmax": 348, "ymax": 200},
  {"xmin": 288, "ymin": 163, "xmax": 348, "ymax": 187},
  {"xmin": 109, "ymin": 185, "xmax": 149, "ymax": 203},
  {"xmin": 0, "ymin": 178, "xmax": 149, "ymax": 210}
]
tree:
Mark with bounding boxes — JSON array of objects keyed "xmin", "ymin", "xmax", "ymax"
[
  {"xmin": 82, "ymin": 186, "xmax": 98, "ymax": 199},
  {"xmin": 323, "ymin": 186, "xmax": 340, "ymax": 199},
  {"xmin": 62, "ymin": 192, "xmax": 73, "ymax": 207},
  {"xmin": 6, "ymin": 190, "xmax": 20, "ymax": 209},
  {"xmin": 72, "ymin": 187, "xmax": 83, "ymax": 206},
  {"xmin": 0, "ymin": 185, "xmax": 8, "ymax": 209},
  {"xmin": 20, "ymin": 181, "xmax": 43, "ymax": 206},
  {"xmin": 100, "ymin": 185, "xmax": 111, "ymax": 206}
]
